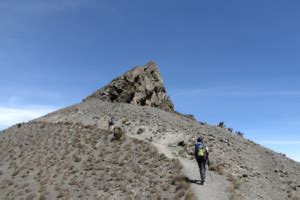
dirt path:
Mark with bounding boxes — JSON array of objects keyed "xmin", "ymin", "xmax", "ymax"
[
  {"xmin": 180, "ymin": 158, "xmax": 230, "ymax": 200},
  {"xmin": 44, "ymin": 112, "xmax": 232, "ymax": 200},
  {"xmin": 154, "ymin": 142, "xmax": 230, "ymax": 200}
]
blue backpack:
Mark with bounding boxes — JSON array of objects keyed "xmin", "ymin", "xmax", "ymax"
[{"xmin": 195, "ymin": 142, "xmax": 206, "ymax": 158}]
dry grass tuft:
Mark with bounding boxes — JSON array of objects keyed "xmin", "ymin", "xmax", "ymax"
[
  {"xmin": 227, "ymin": 175, "xmax": 241, "ymax": 190},
  {"xmin": 227, "ymin": 174, "xmax": 242, "ymax": 200},
  {"xmin": 112, "ymin": 127, "xmax": 125, "ymax": 141},
  {"xmin": 73, "ymin": 153, "xmax": 82, "ymax": 162},
  {"xmin": 209, "ymin": 162, "xmax": 225, "ymax": 176},
  {"xmin": 184, "ymin": 189, "xmax": 197, "ymax": 200}
]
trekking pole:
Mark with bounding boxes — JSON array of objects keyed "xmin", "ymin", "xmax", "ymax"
[{"xmin": 209, "ymin": 171, "xmax": 213, "ymax": 183}]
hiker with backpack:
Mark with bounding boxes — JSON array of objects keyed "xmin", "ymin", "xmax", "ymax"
[
  {"xmin": 194, "ymin": 137, "xmax": 209, "ymax": 185},
  {"xmin": 108, "ymin": 116, "xmax": 115, "ymax": 131}
]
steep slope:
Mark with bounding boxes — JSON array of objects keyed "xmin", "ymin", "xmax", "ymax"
[{"xmin": 0, "ymin": 121, "xmax": 194, "ymax": 199}]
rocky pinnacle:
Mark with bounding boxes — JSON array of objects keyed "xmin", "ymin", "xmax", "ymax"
[{"xmin": 84, "ymin": 61, "xmax": 174, "ymax": 112}]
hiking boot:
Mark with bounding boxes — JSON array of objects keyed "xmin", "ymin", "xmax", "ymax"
[{"xmin": 200, "ymin": 180, "xmax": 204, "ymax": 185}]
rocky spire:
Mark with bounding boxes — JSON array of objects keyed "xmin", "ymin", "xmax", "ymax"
[{"xmin": 84, "ymin": 61, "xmax": 174, "ymax": 112}]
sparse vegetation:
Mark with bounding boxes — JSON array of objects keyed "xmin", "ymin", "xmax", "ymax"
[
  {"xmin": 209, "ymin": 161, "xmax": 225, "ymax": 175},
  {"xmin": 184, "ymin": 190, "xmax": 197, "ymax": 200},
  {"xmin": 218, "ymin": 122, "xmax": 225, "ymax": 128},
  {"xmin": 227, "ymin": 175, "xmax": 241, "ymax": 190},
  {"xmin": 227, "ymin": 174, "xmax": 242, "ymax": 200},
  {"xmin": 199, "ymin": 121, "xmax": 207, "ymax": 125},
  {"xmin": 236, "ymin": 131, "xmax": 244, "ymax": 137},
  {"xmin": 0, "ymin": 121, "xmax": 192, "ymax": 199},
  {"xmin": 112, "ymin": 127, "xmax": 124, "ymax": 140},
  {"xmin": 73, "ymin": 153, "xmax": 82, "ymax": 162}
]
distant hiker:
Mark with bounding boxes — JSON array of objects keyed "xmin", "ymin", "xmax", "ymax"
[
  {"xmin": 194, "ymin": 137, "xmax": 209, "ymax": 185},
  {"xmin": 108, "ymin": 116, "xmax": 115, "ymax": 131}
]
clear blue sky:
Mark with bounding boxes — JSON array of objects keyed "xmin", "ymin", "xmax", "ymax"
[{"xmin": 1, "ymin": 0, "xmax": 299, "ymax": 161}]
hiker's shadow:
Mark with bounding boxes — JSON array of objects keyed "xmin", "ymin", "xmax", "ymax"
[{"xmin": 184, "ymin": 177, "xmax": 203, "ymax": 185}]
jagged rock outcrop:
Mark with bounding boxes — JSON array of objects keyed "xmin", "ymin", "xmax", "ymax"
[{"xmin": 84, "ymin": 61, "xmax": 174, "ymax": 112}]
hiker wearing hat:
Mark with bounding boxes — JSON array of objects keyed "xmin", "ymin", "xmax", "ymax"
[{"xmin": 194, "ymin": 137, "xmax": 209, "ymax": 185}]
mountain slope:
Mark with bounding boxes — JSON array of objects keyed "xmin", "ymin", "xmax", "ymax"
[
  {"xmin": 0, "ymin": 121, "xmax": 194, "ymax": 199},
  {"xmin": 36, "ymin": 98, "xmax": 300, "ymax": 200},
  {"xmin": 1, "ymin": 62, "xmax": 300, "ymax": 200}
]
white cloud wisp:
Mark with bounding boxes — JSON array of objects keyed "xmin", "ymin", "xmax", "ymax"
[{"xmin": 0, "ymin": 106, "xmax": 56, "ymax": 130}]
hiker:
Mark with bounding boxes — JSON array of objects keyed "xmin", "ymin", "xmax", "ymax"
[
  {"xmin": 194, "ymin": 137, "xmax": 209, "ymax": 185},
  {"xmin": 108, "ymin": 116, "xmax": 115, "ymax": 131}
]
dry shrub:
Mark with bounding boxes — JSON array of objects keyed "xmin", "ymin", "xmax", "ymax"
[
  {"xmin": 158, "ymin": 153, "xmax": 167, "ymax": 161},
  {"xmin": 160, "ymin": 183, "xmax": 168, "ymax": 191},
  {"xmin": 290, "ymin": 194, "xmax": 300, "ymax": 200},
  {"xmin": 12, "ymin": 169, "xmax": 21, "ymax": 177},
  {"xmin": 171, "ymin": 175, "xmax": 185, "ymax": 185},
  {"xmin": 228, "ymin": 175, "xmax": 240, "ymax": 190},
  {"xmin": 174, "ymin": 190, "xmax": 185, "ymax": 199},
  {"xmin": 210, "ymin": 163, "xmax": 225, "ymax": 175},
  {"xmin": 227, "ymin": 174, "xmax": 242, "ymax": 200},
  {"xmin": 178, "ymin": 149, "xmax": 186, "ymax": 157},
  {"xmin": 172, "ymin": 159, "xmax": 183, "ymax": 170},
  {"xmin": 56, "ymin": 190, "xmax": 65, "ymax": 198},
  {"xmin": 176, "ymin": 181, "xmax": 189, "ymax": 191},
  {"xmin": 73, "ymin": 154, "xmax": 81, "ymax": 162},
  {"xmin": 25, "ymin": 193, "xmax": 37, "ymax": 200},
  {"xmin": 39, "ymin": 193, "xmax": 47, "ymax": 200},
  {"xmin": 184, "ymin": 190, "xmax": 197, "ymax": 200},
  {"xmin": 113, "ymin": 127, "xmax": 124, "ymax": 140}
]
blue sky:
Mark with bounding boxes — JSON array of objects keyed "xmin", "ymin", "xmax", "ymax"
[{"xmin": 1, "ymin": 0, "xmax": 299, "ymax": 161}]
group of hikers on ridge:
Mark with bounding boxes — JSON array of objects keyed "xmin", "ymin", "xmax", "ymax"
[{"xmin": 107, "ymin": 116, "xmax": 210, "ymax": 185}]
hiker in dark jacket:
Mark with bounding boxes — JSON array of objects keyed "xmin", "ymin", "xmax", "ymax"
[
  {"xmin": 108, "ymin": 116, "xmax": 115, "ymax": 131},
  {"xmin": 194, "ymin": 137, "xmax": 209, "ymax": 185}
]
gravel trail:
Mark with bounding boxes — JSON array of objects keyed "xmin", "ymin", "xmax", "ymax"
[{"xmin": 154, "ymin": 141, "xmax": 230, "ymax": 200}]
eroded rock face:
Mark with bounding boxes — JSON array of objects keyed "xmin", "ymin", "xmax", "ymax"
[{"xmin": 84, "ymin": 61, "xmax": 174, "ymax": 112}]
